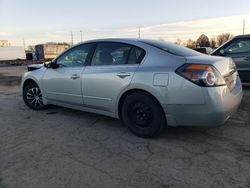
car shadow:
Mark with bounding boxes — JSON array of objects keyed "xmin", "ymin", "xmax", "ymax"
[{"xmin": 29, "ymin": 88, "xmax": 249, "ymax": 143}]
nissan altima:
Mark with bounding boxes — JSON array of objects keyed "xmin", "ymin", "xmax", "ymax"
[{"xmin": 21, "ymin": 39, "xmax": 243, "ymax": 138}]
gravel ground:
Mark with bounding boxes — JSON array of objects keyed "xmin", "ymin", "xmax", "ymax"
[{"xmin": 0, "ymin": 66, "xmax": 250, "ymax": 188}]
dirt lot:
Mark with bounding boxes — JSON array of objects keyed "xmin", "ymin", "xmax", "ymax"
[{"xmin": 0, "ymin": 66, "xmax": 250, "ymax": 188}]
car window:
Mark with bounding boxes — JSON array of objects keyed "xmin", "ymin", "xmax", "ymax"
[
  {"xmin": 91, "ymin": 43, "xmax": 144, "ymax": 66},
  {"xmin": 56, "ymin": 44, "xmax": 92, "ymax": 67},
  {"xmin": 141, "ymin": 39, "xmax": 201, "ymax": 57},
  {"xmin": 92, "ymin": 43, "xmax": 130, "ymax": 66},
  {"xmin": 127, "ymin": 47, "xmax": 145, "ymax": 64},
  {"xmin": 224, "ymin": 39, "xmax": 250, "ymax": 54}
]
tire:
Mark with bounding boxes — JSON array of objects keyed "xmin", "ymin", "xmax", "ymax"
[
  {"xmin": 23, "ymin": 82, "xmax": 47, "ymax": 110},
  {"xmin": 121, "ymin": 91, "xmax": 166, "ymax": 138}
]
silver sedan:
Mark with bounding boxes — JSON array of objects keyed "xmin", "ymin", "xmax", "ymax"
[{"xmin": 21, "ymin": 39, "xmax": 243, "ymax": 137}]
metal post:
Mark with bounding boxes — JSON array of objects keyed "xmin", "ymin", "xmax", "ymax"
[
  {"xmin": 71, "ymin": 32, "xmax": 74, "ymax": 46},
  {"xmin": 243, "ymin": 19, "xmax": 245, "ymax": 35},
  {"xmin": 23, "ymin": 39, "xmax": 26, "ymax": 50},
  {"xmin": 138, "ymin": 27, "xmax": 141, "ymax": 39},
  {"xmin": 80, "ymin": 30, "xmax": 83, "ymax": 42}
]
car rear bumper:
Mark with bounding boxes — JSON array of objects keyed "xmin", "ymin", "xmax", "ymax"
[{"xmin": 164, "ymin": 76, "xmax": 243, "ymax": 127}]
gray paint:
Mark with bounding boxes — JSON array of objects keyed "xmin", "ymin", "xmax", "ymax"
[{"xmin": 22, "ymin": 38, "xmax": 243, "ymax": 126}]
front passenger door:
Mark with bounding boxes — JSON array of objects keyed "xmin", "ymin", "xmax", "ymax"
[{"xmin": 42, "ymin": 44, "xmax": 93, "ymax": 105}]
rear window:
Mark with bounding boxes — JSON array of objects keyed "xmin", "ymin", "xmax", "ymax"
[{"xmin": 141, "ymin": 39, "xmax": 201, "ymax": 57}]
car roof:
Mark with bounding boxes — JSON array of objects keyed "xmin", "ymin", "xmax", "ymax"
[
  {"xmin": 75, "ymin": 38, "xmax": 201, "ymax": 57},
  {"xmin": 234, "ymin": 34, "xmax": 250, "ymax": 39},
  {"xmin": 78, "ymin": 38, "xmax": 143, "ymax": 44}
]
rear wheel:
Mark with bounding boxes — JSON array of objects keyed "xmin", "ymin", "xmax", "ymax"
[
  {"xmin": 23, "ymin": 82, "xmax": 47, "ymax": 110},
  {"xmin": 121, "ymin": 91, "xmax": 165, "ymax": 138}
]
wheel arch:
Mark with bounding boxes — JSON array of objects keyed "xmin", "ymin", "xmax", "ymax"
[
  {"xmin": 22, "ymin": 78, "xmax": 48, "ymax": 110},
  {"xmin": 117, "ymin": 88, "xmax": 165, "ymax": 120},
  {"xmin": 22, "ymin": 79, "xmax": 39, "ymax": 91}
]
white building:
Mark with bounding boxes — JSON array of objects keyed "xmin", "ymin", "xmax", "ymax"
[
  {"xmin": 0, "ymin": 40, "xmax": 9, "ymax": 47},
  {"xmin": 0, "ymin": 46, "xmax": 26, "ymax": 61}
]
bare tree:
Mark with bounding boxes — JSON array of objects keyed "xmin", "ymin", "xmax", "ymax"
[
  {"xmin": 158, "ymin": 37, "xmax": 165, "ymax": 41},
  {"xmin": 196, "ymin": 34, "xmax": 210, "ymax": 47},
  {"xmin": 210, "ymin": 38, "xmax": 217, "ymax": 49},
  {"xmin": 186, "ymin": 39, "xmax": 196, "ymax": 49},
  {"xmin": 217, "ymin": 33, "xmax": 233, "ymax": 46},
  {"xmin": 174, "ymin": 38, "xmax": 183, "ymax": 46},
  {"xmin": 27, "ymin": 45, "xmax": 35, "ymax": 51},
  {"xmin": 58, "ymin": 42, "xmax": 71, "ymax": 45}
]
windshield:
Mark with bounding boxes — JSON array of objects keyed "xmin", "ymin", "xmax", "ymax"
[{"xmin": 141, "ymin": 39, "xmax": 202, "ymax": 57}]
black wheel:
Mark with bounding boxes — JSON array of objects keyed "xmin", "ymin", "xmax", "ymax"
[
  {"xmin": 121, "ymin": 91, "xmax": 166, "ymax": 138},
  {"xmin": 23, "ymin": 82, "xmax": 47, "ymax": 110}
]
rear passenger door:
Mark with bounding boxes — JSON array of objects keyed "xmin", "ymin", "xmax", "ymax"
[{"xmin": 82, "ymin": 42, "xmax": 145, "ymax": 112}]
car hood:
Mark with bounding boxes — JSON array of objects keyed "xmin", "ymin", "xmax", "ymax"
[{"xmin": 27, "ymin": 64, "xmax": 44, "ymax": 72}]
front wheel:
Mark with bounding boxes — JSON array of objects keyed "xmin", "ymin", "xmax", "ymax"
[
  {"xmin": 23, "ymin": 82, "xmax": 47, "ymax": 110},
  {"xmin": 121, "ymin": 91, "xmax": 166, "ymax": 138}
]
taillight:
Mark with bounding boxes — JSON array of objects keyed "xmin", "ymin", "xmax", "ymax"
[{"xmin": 176, "ymin": 64, "xmax": 226, "ymax": 87}]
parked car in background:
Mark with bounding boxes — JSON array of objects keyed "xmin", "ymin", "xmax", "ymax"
[
  {"xmin": 211, "ymin": 35, "xmax": 250, "ymax": 82},
  {"xmin": 22, "ymin": 39, "xmax": 242, "ymax": 138},
  {"xmin": 193, "ymin": 47, "xmax": 213, "ymax": 54}
]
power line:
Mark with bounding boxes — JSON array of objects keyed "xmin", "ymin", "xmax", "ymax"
[{"xmin": 8, "ymin": 24, "xmax": 250, "ymax": 46}]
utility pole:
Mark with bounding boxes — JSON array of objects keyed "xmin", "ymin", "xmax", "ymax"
[
  {"xmin": 23, "ymin": 39, "xmax": 26, "ymax": 50},
  {"xmin": 138, "ymin": 27, "xmax": 141, "ymax": 39},
  {"xmin": 80, "ymin": 30, "xmax": 83, "ymax": 42},
  {"xmin": 243, "ymin": 19, "xmax": 245, "ymax": 35},
  {"xmin": 71, "ymin": 32, "xmax": 74, "ymax": 46}
]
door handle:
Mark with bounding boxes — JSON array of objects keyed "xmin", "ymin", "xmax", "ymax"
[
  {"xmin": 71, "ymin": 74, "xmax": 80, "ymax": 80},
  {"xmin": 244, "ymin": 57, "xmax": 250, "ymax": 61},
  {"xmin": 116, "ymin": 72, "xmax": 131, "ymax": 78}
]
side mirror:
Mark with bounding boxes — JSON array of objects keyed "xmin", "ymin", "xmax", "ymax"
[
  {"xmin": 45, "ymin": 61, "xmax": 59, "ymax": 69},
  {"xmin": 50, "ymin": 62, "xmax": 59, "ymax": 69},
  {"xmin": 44, "ymin": 62, "xmax": 49, "ymax": 68}
]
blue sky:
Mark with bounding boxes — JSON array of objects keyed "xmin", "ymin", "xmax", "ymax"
[{"xmin": 0, "ymin": 0, "xmax": 250, "ymax": 46}]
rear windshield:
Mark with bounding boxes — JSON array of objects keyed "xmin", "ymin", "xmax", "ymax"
[{"xmin": 141, "ymin": 39, "xmax": 202, "ymax": 57}]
